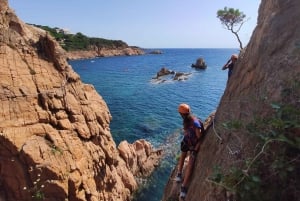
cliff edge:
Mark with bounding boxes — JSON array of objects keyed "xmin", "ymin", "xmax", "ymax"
[
  {"xmin": 163, "ymin": 0, "xmax": 300, "ymax": 200},
  {"xmin": 66, "ymin": 46, "xmax": 145, "ymax": 60},
  {"xmin": 0, "ymin": 1, "xmax": 161, "ymax": 201}
]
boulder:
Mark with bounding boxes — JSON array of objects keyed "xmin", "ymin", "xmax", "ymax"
[
  {"xmin": 191, "ymin": 57, "xmax": 207, "ymax": 69},
  {"xmin": 152, "ymin": 67, "xmax": 192, "ymax": 83},
  {"xmin": 155, "ymin": 67, "xmax": 175, "ymax": 78},
  {"xmin": 173, "ymin": 72, "xmax": 192, "ymax": 81},
  {"xmin": 148, "ymin": 50, "xmax": 163, "ymax": 54},
  {"xmin": 118, "ymin": 139, "xmax": 162, "ymax": 178}
]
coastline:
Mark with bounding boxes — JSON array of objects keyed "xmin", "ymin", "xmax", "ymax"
[{"xmin": 66, "ymin": 46, "xmax": 145, "ymax": 60}]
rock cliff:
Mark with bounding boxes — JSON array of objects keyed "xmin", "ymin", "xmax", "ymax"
[
  {"xmin": 0, "ymin": 1, "xmax": 161, "ymax": 201},
  {"xmin": 66, "ymin": 47, "xmax": 145, "ymax": 60},
  {"xmin": 163, "ymin": 0, "xmax": 300, "ymax": 200}
]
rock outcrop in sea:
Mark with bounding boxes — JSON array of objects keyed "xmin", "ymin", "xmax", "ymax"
[
  {"xmin": 191, "ymin": 57, "xmax": 207, "ymax": 69},
  {"xmin": 162, "ymin": 0, "xmax": 300, "ymax": 200},
  {"xmin": 0, "ymin": 1, "xmax": 161, "ymax": 201},
  {"xmin": 152, "ymin": 67, "xmax": 192, "ymax": 84}
]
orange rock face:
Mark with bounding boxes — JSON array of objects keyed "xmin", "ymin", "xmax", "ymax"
[{"xmin": 0, "ymin": 2, "xmax": 161, "ymax": 201}]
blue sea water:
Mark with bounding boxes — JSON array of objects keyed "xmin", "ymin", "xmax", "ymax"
[{"xmin": 69, "ymin": 48, "xmax": 238, "ymax": 201}]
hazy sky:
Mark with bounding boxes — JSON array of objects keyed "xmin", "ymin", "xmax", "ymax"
[{"xmin": 8, "ymin": 0, "xmax": 261, "ymax": 48}]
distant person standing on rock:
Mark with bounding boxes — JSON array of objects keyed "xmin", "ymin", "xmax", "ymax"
[
  {"xmin": 175, "ymin": 103, "xmax": 204, "ymax": 200},
  {"xmin": 222, "ymin": 54, "xmax": 238, "ymax": 79}
]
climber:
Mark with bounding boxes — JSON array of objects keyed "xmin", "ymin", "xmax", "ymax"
[
  {"xmin": 175, "ymin": 103, "xmax": 204, "ymax": 199},
  {"xmin": 222, "ymin": 54, "xmax": 238, "ymax": 80}
]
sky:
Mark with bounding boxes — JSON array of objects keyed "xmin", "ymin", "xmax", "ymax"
[{"xmin": 8, "ymin": 0, "xmax": 261, "ymax": 48}]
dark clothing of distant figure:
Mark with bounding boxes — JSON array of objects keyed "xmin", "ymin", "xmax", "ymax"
[
  {"xmin": 222, "ymin": 54, "xmax": 238, "ymax": 80},
  {"xmin": 227, "ymin": 62, "xmax": 234, "ymax": 78}
]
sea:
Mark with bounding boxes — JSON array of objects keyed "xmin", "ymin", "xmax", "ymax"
[{"xmin": 69, "ymin": 48, "xmax": 238, "ymax": 201}]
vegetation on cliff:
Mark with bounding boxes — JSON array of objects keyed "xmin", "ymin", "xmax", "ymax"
[
  {"xmin": 30, "ymin": 24, "xmax": 129, "ymax": 51},
  {"xmin": 209, "ymin": 81, "xmax": 300, "ymax": 201}
]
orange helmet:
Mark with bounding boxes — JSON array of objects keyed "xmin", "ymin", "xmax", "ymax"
[{"xmin": 178, "ymin": 103, "xmax": 190, "ymax": 114}]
